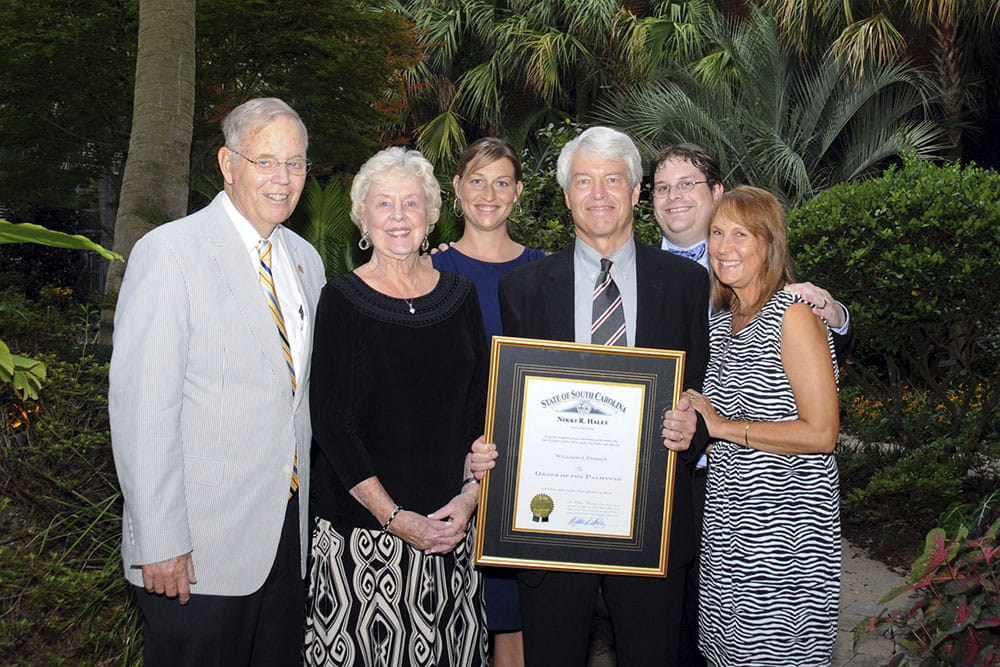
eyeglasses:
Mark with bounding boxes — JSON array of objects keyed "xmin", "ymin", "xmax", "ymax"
[
  {"xmin": 651, "ymin": 180, "xmax": 708, "ymax": 198},
  {"xmin": 229, "ymin": 148, "xmax": 312, "ymax": 175}
]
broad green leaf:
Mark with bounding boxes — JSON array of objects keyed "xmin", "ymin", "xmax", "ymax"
[{"xmin": 0, "ymin": 219, "xmax": 122, "ymax": 261}]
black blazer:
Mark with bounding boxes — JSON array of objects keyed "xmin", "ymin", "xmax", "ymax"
[{"xmin": 499, "ymin": 238, "xmax": 710, "ymax": 573}]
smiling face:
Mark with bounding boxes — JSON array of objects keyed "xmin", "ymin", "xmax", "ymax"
[
  {"xmin": 219, "ymin": 114, "xmax": 307, "ymax": 238},
  {"xmin": 564, "ymin": 152, "xmax": 640, "ymax": 255},
  {"xmin": 708, "ymin": 213, "xmax": 768, "ymax": 299},
  {"xmin": 453, "ymin": 157, "xmax": 523, "ymax": 233},
  {"xmin": 653, "ymin": 157, "xmax": 724, "ymax": 248},
  {"xmin": 362, "ymin": 176, "xmax": 428, "ymax": 261}
]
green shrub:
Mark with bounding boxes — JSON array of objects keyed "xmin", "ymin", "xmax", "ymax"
[
  {"xmin": 789, "ymin": 158, "xmax": 1000, "ymax": 389},
  {"xmin": 789, "ymin": 159, "xmax": 1000, "ymax": 541}
]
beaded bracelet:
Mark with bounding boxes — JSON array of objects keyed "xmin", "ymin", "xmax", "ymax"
[{"xmin": 382, "ymin": 505, "xmax": 403, "ymax": 533}]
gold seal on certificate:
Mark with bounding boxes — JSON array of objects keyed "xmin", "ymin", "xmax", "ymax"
[{"xmin": 530, "ymin": 494, "xmax": 554, "ymax": 522}]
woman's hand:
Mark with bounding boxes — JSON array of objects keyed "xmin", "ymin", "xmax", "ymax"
[
  {"xmin": 469, "ymin": 435, "xmax": 498, "ymax": 480},
  {"xmin": 388, "ymin": 511, "xmax": 456, "ymax": 552},
  {"xmin": 683, "ymin": 389, "xmax": 722, "ymax": 436},
  {"xmin": 422, "ymin": 487, "xmax": 479, "ymax": 555}
]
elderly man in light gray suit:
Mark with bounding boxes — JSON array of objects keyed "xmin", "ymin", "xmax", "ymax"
[{"xmin": 110, "ymin": 97, "xmax": 326, "ymax": 666}]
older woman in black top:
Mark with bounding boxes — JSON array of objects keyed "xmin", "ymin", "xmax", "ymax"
[{"xmin": 306, "ymin": 147, "xmax": 488, "ymax": 666}]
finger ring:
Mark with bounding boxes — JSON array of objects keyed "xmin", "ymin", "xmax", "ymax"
[{"xmin": 820, "ymin": 299, "xmax": 827, "ymax": 308}]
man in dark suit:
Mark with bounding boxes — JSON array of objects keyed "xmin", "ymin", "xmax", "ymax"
[{"xmin": 483, "ymin": 127, "xmax": 709, "ymax": 666}]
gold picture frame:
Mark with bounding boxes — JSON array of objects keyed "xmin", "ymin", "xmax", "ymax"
[{"xmin": 473, "ymin": 336, "xmax": 686, "ymax": 577}]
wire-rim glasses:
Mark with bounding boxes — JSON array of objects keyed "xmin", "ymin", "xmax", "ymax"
[{"xmin": 229, "ymin": 148, "xmax": 312, "ymax": 175}]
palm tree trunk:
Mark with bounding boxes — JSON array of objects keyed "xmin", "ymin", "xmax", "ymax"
[
  {"xmin": 100, "ymin": 0, "xmax": 195, "ymax": 343},
  {"xmin": 932, "ymin": 19, "xmax": 965, "ymax": 155}
]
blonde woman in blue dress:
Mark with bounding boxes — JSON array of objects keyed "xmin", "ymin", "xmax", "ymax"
[{"xmin": 684, "ymin": 186, "xmax": 841, "ymax": 666}]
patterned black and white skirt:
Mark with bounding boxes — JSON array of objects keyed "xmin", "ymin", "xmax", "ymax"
[{"xmin": 305, "ymin": 518, "xmax": 487, "ymax": 667}]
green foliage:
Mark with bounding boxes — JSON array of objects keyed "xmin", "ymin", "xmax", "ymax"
[
  {"xmin": 791, "ymin": 158, "xmax": 1000, "ymax": 549},
  {"xmin": 790, "ymin": 158, "xmax": 1000, "ymax": 388},
  {"xmin": 0, "ymin": 339, "xmax": 46, "ymax": 402},
  {"xmin": 0, "ymin": 0, "xmax": 137, "ymax": 219},
  {"xmin": 841, "ymin": 439, "xmax": 969, "ymax": 529},
  {"xmin": 194, "ymin": 0, "xmax": 423, "ymax": 176},
  {"xmin": 857, "ymin": 493, "xmax": 1000, "ymax": 665},
  {"xmin": 287, "ymin": 176, "xmax": 363, "ymax": 279},
  {"xmin": 509, "ymin": 121, "xmax": 581, "ymax": 252},
  {"xmin": 0, "ymin": 220, "xmax": 119, "ymax": 399},
  {"xmin": 1, "ymin": 301, "xmax": 133, "ymax": 663},
  {"xmin": 0, "ymin": 0, "xmax": 422, "ymax": 241},
  {"xmin": 390, "ymin": 0, "xmax": 686, "ymax": 163},
  {"xmin": 596, "ymin": 3, "xmax": 948, "ymax": 206},
  {"xmin": 0, "ymin": 219, "xmax": 122, "ymax": 261}
]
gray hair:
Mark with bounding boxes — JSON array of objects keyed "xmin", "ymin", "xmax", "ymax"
[
  {"xmin": 556, "ymin": 127, "xmax": 642, "ymax": 190},
  {"xmin": 350, "ymin": 147, "xmax": 442, "ymax": 232},
  {"xmin": 222, "ymin": 98, "xmax": 308, "ymax": 152}
]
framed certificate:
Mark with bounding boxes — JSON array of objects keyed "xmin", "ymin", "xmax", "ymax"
[{"xmin": 473, "ymin": 336, "xmax": 686, "ymax": 577}]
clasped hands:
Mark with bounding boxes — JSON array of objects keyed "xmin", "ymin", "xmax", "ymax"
[{"xmin": 393, "ymin": 489, "xmax": 479, "ymax": 556}]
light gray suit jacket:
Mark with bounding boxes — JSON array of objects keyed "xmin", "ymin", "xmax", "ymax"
[{"xmin": 109, "ymin": 192, "xmax": 326, "ymax": 595}]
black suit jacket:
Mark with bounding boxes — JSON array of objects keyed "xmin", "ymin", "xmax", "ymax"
[{"xmin": 499, "ymin": 238, "xmax": 710, "ymax": 573}]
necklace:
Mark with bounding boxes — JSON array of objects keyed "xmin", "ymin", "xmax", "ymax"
[{"xmin": 404, "ymin": 298, "xmax": 415, "ymax": 314}]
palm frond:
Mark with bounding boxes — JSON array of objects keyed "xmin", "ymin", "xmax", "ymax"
[
  {"xmin": 416, "ymin": 108, "xmax": 468, "ymax": 165},
  {"xmin": 831, "ymin": 14, "xmax": 906, "ymax": 78},
  {"xmin": 455, "ymin": 57, "xmax": 503, "ymax": 130},
  {"xmin": 515, "ymin": 27, "xmax": 593, "ymax": 105},
  {"xmin": 289, "ymin": 176, "xmax": 359, "ymax": 277},
  {"xmin": 593, "ymin": 4, "xmax": 948, "ymax": 205}
]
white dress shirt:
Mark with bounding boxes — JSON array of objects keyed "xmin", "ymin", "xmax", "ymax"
[
  {"xmin": 223, "ymin": 193, "xmax": 308, "ymax": 378},
  {"xmin": 573, "ymin": 236, "xmax": 638, "ymax": 347}
]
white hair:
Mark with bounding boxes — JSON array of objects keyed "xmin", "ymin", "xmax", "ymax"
[
  {"xmin": 222, "ymin": 97, "xmax": 308, "ymax": 152},
  {"xmin": 556, "ymin": 126, "xmax": 642, "ymax": 190},
  {"xmin": 350, "ymin": 147, "xmax": 441, "ymax": 232}
]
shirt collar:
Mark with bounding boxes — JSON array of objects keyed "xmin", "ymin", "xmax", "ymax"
[
  {"xmin": 221, "ymin": 191, "xmax": 284, "ymax": 253},
  {"xmin": 574, "ymin": 234, "xmax": 636, "ymax": 273},
  {"xmin": 660, "ymin": 235, "xmax": 706, "ymax": 255}
]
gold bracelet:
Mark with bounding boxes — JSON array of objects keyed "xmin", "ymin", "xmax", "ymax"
[{"xmin": 744, "ymin": 422, "xmax": 751, "ymax": 448}]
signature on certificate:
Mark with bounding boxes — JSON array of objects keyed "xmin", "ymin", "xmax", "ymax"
[{"xmin": 568, "ymin": 515, "xmax": 606, "ymax": 528}]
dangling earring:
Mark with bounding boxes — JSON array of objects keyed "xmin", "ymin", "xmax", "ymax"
[
  {"xmin": 513, "ymin": 200, "xmax": 524, "ymax": 221},
  {"xmin": 421, "ymin": 236, "xmax": 429, "ymax": 252},
  {"xmin": 452, "ymin": 196, "xmax": 464, "ymax": 218},
  {"xmin": 358, "ymin": 231, "xmax": 371, "ymax": 251}
]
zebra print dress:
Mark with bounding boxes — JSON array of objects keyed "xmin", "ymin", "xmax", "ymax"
[{"xmin": 698, "ymin": 290, "xmax": 840, "ymax": 666}]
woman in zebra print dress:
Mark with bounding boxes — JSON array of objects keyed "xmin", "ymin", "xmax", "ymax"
[{"xmin": 685, "ymin": 186, "xmax": 841, "ymax": 666}]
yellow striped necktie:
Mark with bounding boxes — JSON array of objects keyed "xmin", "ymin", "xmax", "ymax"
[{"xmin": 256, "ymin": 239, "xmax": 299, "ymax": 496}]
